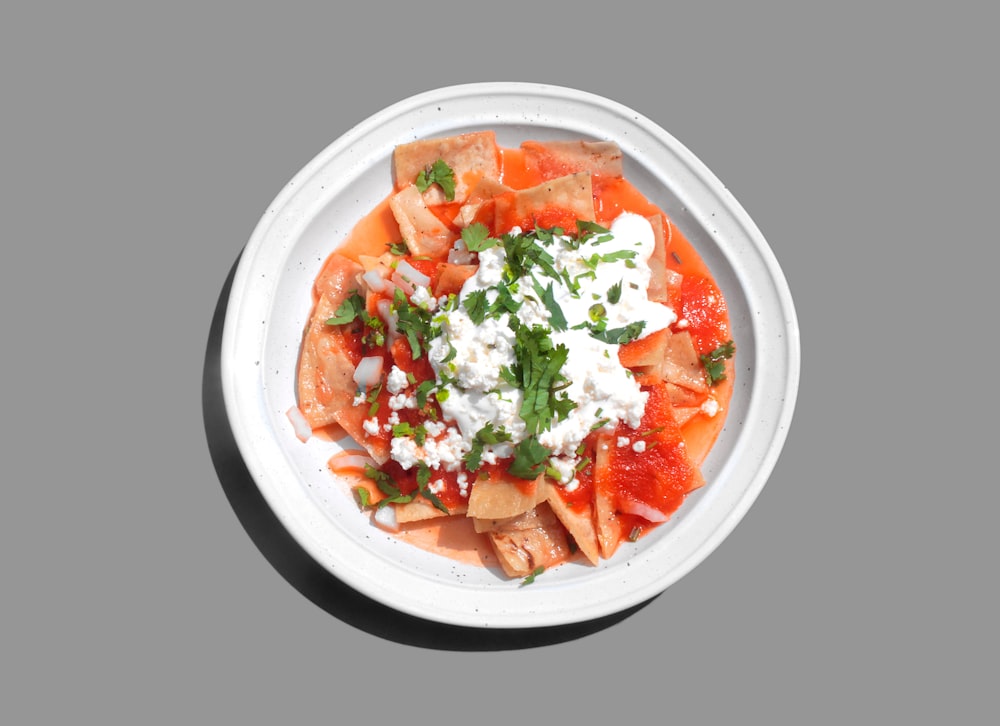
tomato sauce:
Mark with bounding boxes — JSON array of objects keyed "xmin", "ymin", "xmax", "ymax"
[{"xmin": 315, "ymin": 137, "xmax": 734, "ymax": 566}]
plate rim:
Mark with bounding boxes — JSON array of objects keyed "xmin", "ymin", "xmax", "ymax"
[{"xmin": 220, "ymin": 81, "xmax": 800, "ymax": 628}]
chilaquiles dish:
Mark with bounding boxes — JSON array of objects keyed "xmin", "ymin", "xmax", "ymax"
[{"xmin": 292, "ymin": 131, "xmax": 735, "ymax": 580}]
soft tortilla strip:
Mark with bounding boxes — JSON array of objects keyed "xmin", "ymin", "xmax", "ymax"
[
  {"xmin": 434, "ymin": 263, "xmax": 477, "ymax": 297},
  {"xmin": 672, "ymin": 406, "xmax": 701, "ymax": 427},
  {"xmin": 313, "ymin": 252, "xmax": 364, "ymax": 303},
  {"xmin": 389, "ymin": 185, "xmax": 458, "ymax": 258},
  {"xmin": 592, "ymin": 435, "xmax": 623, "ymax": 559},
  {"xmin": 392, "ymin": 131, "xmax": 500, "ymax": 205},
  {"xmin": 667, "ymin": 382, "xmax": 704, "ymax": 408},
  {"xmin": 619, "ymin": 327, "xmax": 672, "ymax": 369},
  {"xmin": 297, "ymin": 301, "xmax": 355, "ymax": 428},
  {"xmin": 467, "ymin": 474, "xmax": 547, "ymax": 521},
  {"xmin": 454, "ymin": 177, "xmax": 511, "ymax": 228},
  {"xmin": 543, "ymin": 479, "xmax": 600, "ymax": 566},
  {"xmin": 394, "ymin": 497, "xmax": 468, "ymax": 524},
  {"xmin": 664, "ymin": 267, "xmax": 684, "ymax": 311},
  {"xmin": 297, "ymin": 254, "xmax": 364, "ymax": 429},
  {"xmin": 522, "ymin": 139, "xmax": 624, "ymax": 179},
  {"xmin": 647, "ymin": 214, "xmax": 670, "ymax": 303},
  {"xmin": 663, "ymin": 330, "xmax": 710, "ymax": 394},
  {"xmin": 331, "ymin": 400, "xmax": 390, "ymax": 465},
  {"xmin": 485, "ymin": 503, "xmax": 572, "ymax": 578},
  {"xmin": 493, "ymin": 172, "xmax": 595, "ymax": 232}
]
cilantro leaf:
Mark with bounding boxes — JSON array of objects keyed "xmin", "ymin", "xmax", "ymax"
[
  {"xmin": 463, "ymin": 423, "xmax": 512, "ymax": 472},
  {"xmin": 463, "ymin": 289, "xmax": 490, "ymax": 325},
  {"xmin": 508, "ymin": 436, "xmax": 551, "ymax": 480},
  {"xmin": 501, "ymin": 230, "xmax": 560, "ymax": 283},
  {"xmin": 589, "ymin": 321, "xmax": 646, "ymax": 345},
  {"xmin": 415, "ymin": 461, "xmax": 450, "ymax": 514},
  {"xmin": 520, "ymin": 565, "xmax": 545, "ymax": 586},
  {"xmin": 607, "ymin": 280, "xmax": 623, "ymax": 305},
  {"xmin": 576, "ymin": 220, "xmax": 612, "ymax": 243},
  {"xmin": 391, "ymin": 287, "xmax": 433, "ymax": 358},
  {"xmin": 700, "ymin": 340, "xmax": 736, "ymax": 385},
  {"xmin": 325, "ymin": 291, "xmax": 364, "ymax": 325},
  {"xmin": 532, "ymin": 279, "xmax": 568, "ymax": 332},
  {"xmin": 415, "ymin": 159, "xmax": 456, "ymax": 201},
  {"xmin": 461, "ymin": 223, "xmax": 498, "ymax": 252},
  {"xmin": 363, "ymin": 464, "xmax": 414, "ymax": 508},
  {"xmin": 506, "ymin": 323, "xmax": 575, "ymax": 435}
]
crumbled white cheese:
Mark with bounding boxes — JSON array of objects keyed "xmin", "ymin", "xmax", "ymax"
[
  {"xmin": 548, "ymin": 456, "xmax": 578, "ymax": 485},
  {"xmin": 632, "ymin": 440, "xmax": 647, "ymax": 453},
  {"xmin": 701, "ymin": 397, "xmax": 720, "ymax": 417},
  {"xmin": 362, "ymin": 417, "xmax": 381, "ymax": 436},
  {"xmin": 388, "ymin": 393, "xmax": 416, "ymax": 411},
  {"xmin": 385, "ymin": 212, "xmax": 678, "ymax": 478},
  {"xmin": 410, "ymin": 284, "xmax": 437, "ymax": 311},
  {"xmin": 385, "ymin": 365, "xmax": 410, "ymax": 394}
]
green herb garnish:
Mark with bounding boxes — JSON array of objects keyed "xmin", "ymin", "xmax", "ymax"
[
  {"xmin": 326, "ymin": 291, "xmax": 365, "ymax": 325},
  {"xmin": 461, "ymin": 223, "xmax": 499, "ymax": 252},
  {"xmin": 415, "ymin": 159, "xmax": 456, "ymax": 201},
  {"xmin": 508, "ymin": 435, "xmax": 551, "ymax": 480},
  {"xmin": 520, "ymin": 566, "xmax": 545, "ymax": 586},
  {"xmin": 700, "ymin": 340, "xmax": 736, "ymax": 385},
  {"xmin": 589, "ymin": 321, "xmax": 646, "ymax": 345}
]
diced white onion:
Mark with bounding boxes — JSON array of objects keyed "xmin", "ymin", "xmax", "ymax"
[
  {"xmin": 353, "ymin": 356, "xmax": 383, "ymax": 390},
  {"xmin": 327, "ymin": 450, "xmax": 376, "ymax": 474},
  {"xmin": 373, "ymin": 505, "xmax": 399, "ymax": 532},
  {"xmin": 392, "ymin": 259, "xmax": 430, "ymax": 294},
  {"xmin": 286, "ymin": 405, "xmax": 312, "ymax": 442},
  {"xmin": 619, "ymin": 499, "xmax": 669, "ymax": 523},
  {"xmin": 363, "ymin": 269, "xmax": 387, "ymax": 293},
  {"xmin": 377, "ymin": 298, "xmax": 398, "ymax": 339}
]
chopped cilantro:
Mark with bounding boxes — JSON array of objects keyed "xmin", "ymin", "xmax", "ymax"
[
  {"xmin": 391, "ymin": 287, "xmax": 433, "ymax": 358},
  {"xmin": 532, "ymin": 279, "xmax": 568, "ymax": 331},
  {"xmin": 387, "ymin": 241, "xmax": 409, "ymax": 256},
  {"xmin": 463, "ymin": 289, "xmax": 490, "ymax": 325},
  {"xmin": 506, "ymin": 323, "xmax": 575, "ymax": 435},
  {"xmin": 463, "ymin": 423, "xmax": 512, "ymax": 471},
  {"xmin": 461, "ymin": 223, "xmax": 499, "ymax": 252},
  {"xmin": 508, "ymin": 436, "xmax": 550, "ymax": 480},
  {"xmin": 325, "ymin": 291, "xmax": 364, "ymax": 325},
  {"xmin": 415, "ymin": 461, "xmax": 449, "ymax": 514},
  {"xmin": 520, "ymin": 566, "xmax": 545, "ymax": 586},
  {"xmin": 607, "ymin": 280, "xmax": 623, "ymax": 304},
  {"xmin": 700, "ymin": 340, "xmax": 736, "ymax": 385},
  {"xmin": 415, "ymin": 159, "xmax": 456, "ymax": 201},
  {"xmin": 360, "ymin": 312, "xmax": 385, "ymax": 348},
  {"xmin": 363, "ymin": 464, "xmax": 414, "ymax": 508},
  {"xmin": 576, "ymin": 220, "xmax": 612, "ymax": 242},
  {"xmin": 414, "ymin": 379, "xmax": 436, "ymax": 409},
  {"xmin": 501, "ymin": 230, "xmax": 561, "ymax": 283},
  {"xmin": 589, "ymin": 321, "xmax": 646, "ymax": 345}
]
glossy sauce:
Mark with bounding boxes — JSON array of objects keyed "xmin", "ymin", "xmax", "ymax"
[{"xmin": 318, "ymin": 141, "xmax": 734, "ymax": 564}]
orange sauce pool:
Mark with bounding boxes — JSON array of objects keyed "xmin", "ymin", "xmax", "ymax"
[{"xmin": 315, "ymin": 140, "xmax": 734, "ymax": 566}]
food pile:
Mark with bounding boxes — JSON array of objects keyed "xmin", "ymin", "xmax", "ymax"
[{"xmin": 293, "ymin": 132, "xmax": 734, "ymax": 579}]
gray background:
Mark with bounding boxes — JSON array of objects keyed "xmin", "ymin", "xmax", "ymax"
[{"xmin": 4, "ymin": 1, "xmax": 995, "ymax": 723}]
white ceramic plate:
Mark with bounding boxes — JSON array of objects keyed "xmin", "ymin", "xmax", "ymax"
[{"xmin": 221, "ymin": 82, "xmax": 799, "ymax": 629}]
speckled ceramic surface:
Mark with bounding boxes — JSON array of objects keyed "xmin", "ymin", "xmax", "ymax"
[{"xmin": 220, "ymin": 82, "xmax": 800, "ymax": 628}]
